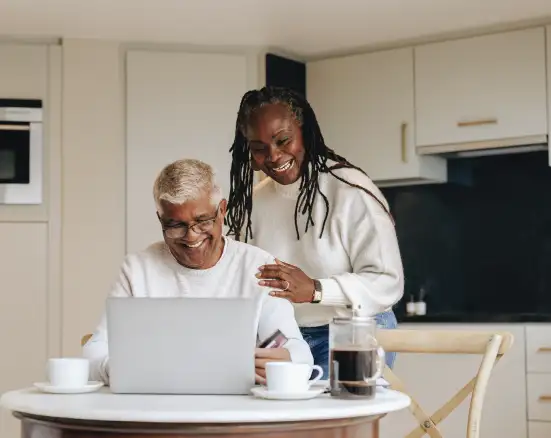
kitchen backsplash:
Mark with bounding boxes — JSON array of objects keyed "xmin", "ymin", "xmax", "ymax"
[{"xmin": 381, "ymin": 150, "xmax": 551, "ymax": 318}]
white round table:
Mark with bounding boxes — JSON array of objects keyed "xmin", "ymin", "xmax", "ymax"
[{"xmin": 1, "ymin": 387, "xmax": 410, "ymax": 438}]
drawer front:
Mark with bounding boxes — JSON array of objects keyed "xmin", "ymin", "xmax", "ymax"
[
  {"xmin": 527, "ymin": 374, "xmax": 551, "ymax": 421},
  {"xmin": 527, "ymin": 326, "xmax": 551, "ymax": 373},
  {"xmin": 529, "ymin": 421, "xmax": 551, "ymax": 438}
]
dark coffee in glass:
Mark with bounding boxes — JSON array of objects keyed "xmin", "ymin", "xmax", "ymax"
[{"xmin": 330, "ymin": 347, "xmax": 377, "ymax": 398}]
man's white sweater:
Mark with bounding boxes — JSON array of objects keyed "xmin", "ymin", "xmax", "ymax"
[
  {"xmin": 83, "ymin": 237, "xmax": 313, "ymax": 383},
  {"xmin": 249, "ymin": 165, "xmax": 404, "ymax": 327}
]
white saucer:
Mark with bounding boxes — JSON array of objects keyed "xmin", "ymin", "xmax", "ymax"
[
  {"xmin": 34, "ymin": 381, "xmax": 104, "ymax": 394},
  {"xmin": 251, "ymin": 386, "xmax": 324, "ymax": 400}
]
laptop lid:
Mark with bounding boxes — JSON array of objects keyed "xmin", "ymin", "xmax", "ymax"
[{"xmin": 107, "ymin": 296, "xmax": 259, "ymax": 394}]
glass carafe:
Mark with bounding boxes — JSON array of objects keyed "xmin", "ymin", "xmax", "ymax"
[{"xmin": 329, "ymin": 312, "xmax": 385, "ymax": 399}]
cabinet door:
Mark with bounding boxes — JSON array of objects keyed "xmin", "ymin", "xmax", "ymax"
[
  {"xmin": 547, "ymin": 26, "xmax": 551, "ymax": 167},
  {"xmin": 126, "ymin": 51, "xmax": 248, "ymax": 253},
  {"xmin": 529, "ymin": 421, "xmax": 551, "ymax": 438},
  {"xmin": 0, "ymin": 223, "xmax": 48, "ymax": 438},
  {"xmin": 379, "ymin": 323, "xmax": 527, "ymax": 438},
  {"xmin": 307, "ymin": 48, "xmax": 446, "ymax": 186},
  {"xmin": 415, "ymin": 27, "xmax": 547, "ymax": 147}
]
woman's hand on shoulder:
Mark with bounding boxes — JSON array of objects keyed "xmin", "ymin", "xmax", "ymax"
[{"xmin": 256, "ymin": 259, "xmax": 315, "ymax": 303}]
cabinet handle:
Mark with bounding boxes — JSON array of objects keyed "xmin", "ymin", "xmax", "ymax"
[
  {"xmin": 0, "ymin": 124, "xmax": 30, "ymax": 131},
  {"xmin": 457, "ymin": 118, "xmax": 498, "ymax": 127},
  {"xmin": 401, "ymin": 122, "xmax": 407, "ymax": 163},
  {"xmin": 539, "ymin": 395, "xmax": 551, "ymax": 402},
  {"xmin": 537, "ymin": 347, "xmax": 551, "ymax": 353}
]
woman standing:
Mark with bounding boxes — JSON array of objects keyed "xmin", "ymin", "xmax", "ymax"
[{"xmin": 226, "ymin": 86, "xmax": 403, "ymax": 377}]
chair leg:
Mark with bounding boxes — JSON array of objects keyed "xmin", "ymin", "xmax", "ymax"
[
  {"xmin": 466, "ymin": 335, "xmax": 502, "ymax": 438},
  {"xmin": 384, "ymin": 368, "xmax": 443, "ymax": 438}
]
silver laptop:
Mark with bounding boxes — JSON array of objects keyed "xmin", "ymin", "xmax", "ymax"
[{"xmin": 106, "ymin": 296, "xmax": 259, "ymax": 394}]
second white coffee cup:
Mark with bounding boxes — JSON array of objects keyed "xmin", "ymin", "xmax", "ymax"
[
  {"xmin": 265, "ymin": 362, "xmax": 323, "ymax": 393},
  {"xmin": 48, "ymin": 358, "xmax": 89, "ymax": 388}
]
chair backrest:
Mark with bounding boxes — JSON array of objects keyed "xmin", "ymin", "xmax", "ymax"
[{"xmin": 377, "ymin": 329, "xmax": 513, "ymax": 438}]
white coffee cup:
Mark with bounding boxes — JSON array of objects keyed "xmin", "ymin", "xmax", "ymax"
[
  {"xmin": 265, "ymin": 362, "xmax": 323, "ymax": 393},
  {"xmin": 48, "ymin": 358, "xmax": 89, "ymax": 388}
]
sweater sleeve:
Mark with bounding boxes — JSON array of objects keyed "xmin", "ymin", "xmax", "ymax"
[
  {"xmin": 82, "ymin": 257, "xmax": 133, "ymax": 384},
  {"xmin": 318, "ymin": 186, "xmax": 404, "ymax": 316},
  {"xmin": 257, "ymin": 293, "xmax": 314, "ymax": 367}
]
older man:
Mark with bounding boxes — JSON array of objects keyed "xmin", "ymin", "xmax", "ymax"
[{"xmin": 83, "ymin": 158, "xmax": 313, "ymax": 384}]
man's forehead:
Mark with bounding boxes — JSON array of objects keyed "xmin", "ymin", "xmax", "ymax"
[{"xmin": 159, "ymin": 198, "xmax": 214, "ymax": 220}]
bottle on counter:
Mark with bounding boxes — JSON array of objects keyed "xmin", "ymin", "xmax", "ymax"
[
  {"xmin": 406, "ymin": 294, "xmax": 416, "ymax": 316},
  {"xmin": 415, "ymin": 288, "xmax": 427, "ymax": 316}
]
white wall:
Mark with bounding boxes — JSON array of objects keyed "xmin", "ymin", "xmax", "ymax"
[{"xmin": 126, "ymin": 50, "xmax": 250, "ymax": 252}]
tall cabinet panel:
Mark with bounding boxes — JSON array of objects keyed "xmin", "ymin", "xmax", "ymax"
[
  {"xmin": 0, "ymin": 223, "xmax": 48, "ymax": 438},
  {"xmin": 126, "ymin": 51, "xmax": 249, "ymax": 253}
]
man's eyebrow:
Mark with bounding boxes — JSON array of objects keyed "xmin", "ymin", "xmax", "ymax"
[{"xmin": 163, "ymin": 218, "xmax": 184, "ymax": 226}]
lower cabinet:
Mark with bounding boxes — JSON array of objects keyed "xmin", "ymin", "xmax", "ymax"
[
  {"xmin": 379, "ymin": 323, "xmax": 527, "ymax": 438},
  {"xmin": 0, "ymin": 223, "xmax": 48, "ymax": 438}
]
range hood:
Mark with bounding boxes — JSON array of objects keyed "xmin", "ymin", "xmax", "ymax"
[{"xmin": 416, "ymin": 134, "xmax": 548, "ymax": 159}]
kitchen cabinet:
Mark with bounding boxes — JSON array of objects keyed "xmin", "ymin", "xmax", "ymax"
[
  {"xmin": 0, "ymin": 44, "xmax": 49, "ymax": 222},
  {"xmin": 547, "ymin": 26, "xmax": 551, "ymax": 167},
  {"xmin": 126, "ymin": 50, "xmax": 249, "ymax": 253},
  {"xmin": 526, "ymin": 324, "xmax": 551, "ymax": 437},
  {"xmin": 0, "ymin": 223, "xmax": 48, "ymax": 438},
  {"xmin": 529, "ymin": 421, "xmax": 551, "ymax": 438},
  {"xmin": 307, "ymin": 48, "xmax": 446, "ymax": 187},
  {"xmin": 379, "ymin": 323, "xmax": 527, "ymax": 438},
  {"xmin": 415, "ymin": 27, "xmax": 547, "ymax": 150}
]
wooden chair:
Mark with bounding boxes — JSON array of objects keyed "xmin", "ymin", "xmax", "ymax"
[{"xmin": 377, "ymin": 329, "xmax": 513, "ymax": 438}]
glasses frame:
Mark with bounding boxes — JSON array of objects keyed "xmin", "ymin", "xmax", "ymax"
[{"xmin": 157, "ymin": 204, "xmax": 221, "ymax": 239}]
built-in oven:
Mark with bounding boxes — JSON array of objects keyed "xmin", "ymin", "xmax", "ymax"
[{"xmin": 0, "ymin": 99, "xmax": 43, "ymax": 204}]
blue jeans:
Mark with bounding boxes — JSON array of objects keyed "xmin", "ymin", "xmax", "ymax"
[{"xmin": 300, "ymin": 309, "xmax": 398, "ymax": 379}]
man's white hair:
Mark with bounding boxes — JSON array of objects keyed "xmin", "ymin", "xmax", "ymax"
[{"xmin": 153, "ymin": 159, "xmax": 223, "ymax": 211}]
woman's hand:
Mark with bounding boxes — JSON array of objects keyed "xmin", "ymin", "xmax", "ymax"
[
  {"xmin": 256, "ymin": 259, "xmax": 315, "ymax": 303},
  {"xmin": 255, "ymin": 347, "xmax": 291, "ymax": 384}
]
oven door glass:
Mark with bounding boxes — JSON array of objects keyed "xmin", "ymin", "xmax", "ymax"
[{"xmin": 0, "ymin": 124, "xmax": 31, "ymax": 184}]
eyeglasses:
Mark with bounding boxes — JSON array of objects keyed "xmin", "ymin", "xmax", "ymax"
[{"xmin": 157, "ymin": 205, "xmax": 220, "ymax": 239}]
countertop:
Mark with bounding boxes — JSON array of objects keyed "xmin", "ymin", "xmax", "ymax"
[
  {"xmin": 0, "ymin": 387, "xmax": 411, "ymax": 423},
  {"xmin": 397, "ymin": 313, "xmax": 551, "ymax": 323}
]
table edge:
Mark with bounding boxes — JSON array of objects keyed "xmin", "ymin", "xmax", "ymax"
[
  {"xmin": 1, "ymin": 388, "xmax": 411, "ymax": 424},
  {"xmin": 14, "ymin": 411, "xmax": 385, "ymax": 433}
]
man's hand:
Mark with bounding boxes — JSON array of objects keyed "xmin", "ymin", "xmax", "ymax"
[{"xmin": 255, "ymin": 347, "xmax": 291, "ymax": 384}]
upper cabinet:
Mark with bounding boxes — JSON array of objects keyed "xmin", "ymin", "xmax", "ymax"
[
  {"xmin": 415, "ymin": 28, "xmax": 548, "ymax": 150},
  {"xmin": 307, "ymin": 48, "xmax": 446, "ymax": 187}
]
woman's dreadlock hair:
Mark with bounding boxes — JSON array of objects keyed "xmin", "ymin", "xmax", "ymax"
[{"xmin": 225, "ymin": 86, "xmax": 393, "ymax": 242}]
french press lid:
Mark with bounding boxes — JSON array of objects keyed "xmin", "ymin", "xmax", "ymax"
[{"xmin": 332, "ymin": 304, "xmax": 375, "ymax": 324}]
